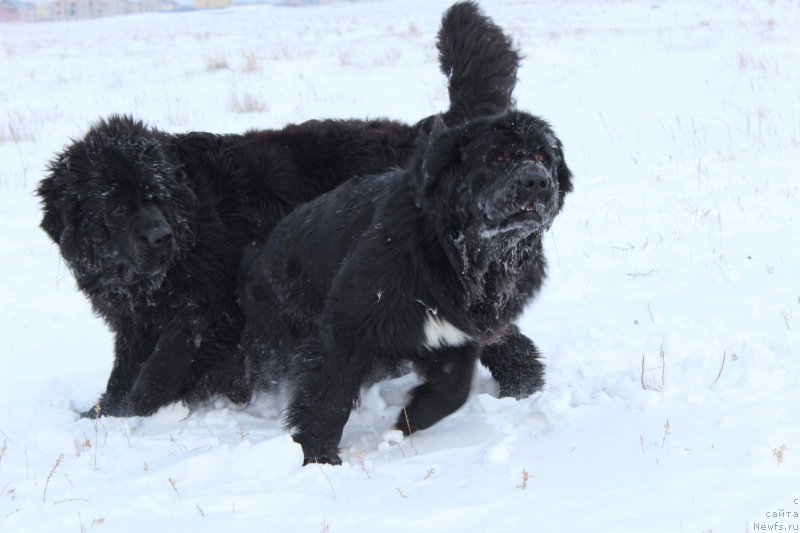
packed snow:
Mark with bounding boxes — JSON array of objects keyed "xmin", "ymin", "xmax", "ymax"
[{"xmin": 1, "ymin": 1, "xmax": 799, "ymax": 531}]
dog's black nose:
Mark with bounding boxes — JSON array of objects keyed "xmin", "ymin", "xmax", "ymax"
[
  {"xmin": 143, "ymin": 224, "xmax": 174, "ymax": 249},
  {"xmin": 519, "ymin": 173, "xmax": 553, "ymax": 202},
  {"xmin": 520, "ymin": 173, "xmax": 550, "ymax": 190}
]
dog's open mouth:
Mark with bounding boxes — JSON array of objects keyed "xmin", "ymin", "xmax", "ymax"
[
  {"xmin": 520, "ymin": 201, "xmax": 540, "ymax": 216},
  {"xmin": 481, "ymin": 202, "xmax": 550, "ymax": 240},
  {"xmin": 502, "ymin": 202, "xmax": 544, "ymax": 226}
]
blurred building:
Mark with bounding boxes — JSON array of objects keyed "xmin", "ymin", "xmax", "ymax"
[
  {"xmin": 193, "ymin": 0, "xmax": 230, "ymax": 8},
  {"xmin": 0, "ymin": 0, "xmax": 239, "ymax": 22},
  {"xmin": 27, "ymin": 0, "xmax": 184, "ymax": 20},
  {"xmin": 0, "ymin": 0, "xmax": 22, "ymax": 21}
]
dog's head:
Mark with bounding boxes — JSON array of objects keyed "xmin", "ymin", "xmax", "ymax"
[
  {"xmin": 417, "ymin": 111, "xmax": 572, "ymax": 240},
  {"xmin": 37, "ymin": 115, "xmax": 197, "ymax": 295}
]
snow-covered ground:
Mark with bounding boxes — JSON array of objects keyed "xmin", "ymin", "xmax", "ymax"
[{"xmin": 1, "ymin": 1, "xmax": 799, "ymax": 531}]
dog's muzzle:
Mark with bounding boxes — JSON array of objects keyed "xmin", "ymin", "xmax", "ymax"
[
  {"xmin": 498, "ymin": 169, "xmax": 557, "ymax": 227},
  {"xmin": 121, "ymin": 207, "xmax": 176, "ymax": 285},
  {"xmin": 517, "ymin": 170, "xmax": 554, "ymax": 207}
]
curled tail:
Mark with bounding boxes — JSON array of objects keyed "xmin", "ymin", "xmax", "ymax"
[{"xmin": 437, "ymin": 1, "xmax": 520, "ymax": 123}]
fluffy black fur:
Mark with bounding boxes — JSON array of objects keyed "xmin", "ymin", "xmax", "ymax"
[
  {"xmin": 36, "ymin": 1, "xmax": 523, "ymax": 418},
  {"xmin": 239, "ymin": 110, "xmax": 573, "ymax": 465}
]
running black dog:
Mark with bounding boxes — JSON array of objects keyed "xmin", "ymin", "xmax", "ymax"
[
  {"xmin": 239, "ymin": 110, "xmax": 573, "ymax": 464},
  {"xmin": 36, "ymin": 2, "xmax": 522, "ymax": 418}
]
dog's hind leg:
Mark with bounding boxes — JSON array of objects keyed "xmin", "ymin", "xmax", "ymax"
[
  {"xmin": 398, "ymin": 343, "xmax": 480, "ymax": 434},
  {"xmin": 480, "ymin": 327, "xmax": 545, "ymax": 399}
]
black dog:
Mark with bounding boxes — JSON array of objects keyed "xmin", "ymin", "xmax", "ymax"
[
  {"xmin": 239, "ymin": 110, "xmax": 573, "ymax": 465},
  {"xmin": 36, "ymin": 1, "xmax": 522, "ymax": 418}
]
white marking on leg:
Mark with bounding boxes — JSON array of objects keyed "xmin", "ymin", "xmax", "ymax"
[{"xmin": 422, "ymin": 313, "xmax": 472, "ymax": 350}]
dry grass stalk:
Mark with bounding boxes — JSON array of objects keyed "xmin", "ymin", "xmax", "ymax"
[
  {"xmin": 714, "ymin": 351, "xmax": 727, "ymax": 385},
  {"xmin": 402, "ymin": 407, "xmax": 417, "ymax": 455},
  {"xmin": 640, "ymin": 354, "xmax": 646, "ymax": 390},
  {"xmin": 205, "ymin": 55, "xmax": 229, "ymax": 71},
  {"xmin": 355, "ymin": 454, "xmax": 371, "ymax": 480},
  {"xmin": 230, "ymin": 93, "xmax": 266, "ymax": 114},
  {"xmin": 92, "ymin": 402, "xmax": 101, "ymax": 470},
  {"xmin": 43, "ymin": 453, "xmax": 64, "ymax": 503},
  {"xmin": 517, "ymin": 468, "xmax": 530, "ymax": 490},
  {"xmin": 242, "ymin": 52, "xmax": 259, "ymax": 73},
  {"xmin": 773, "ymin": 445, "xmax": 788, "ymax": 465}
]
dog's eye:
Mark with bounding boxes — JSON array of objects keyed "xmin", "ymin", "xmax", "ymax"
[
  {"xmin": 493, "ymin": 155, "xmax": 506, "ymax": 164},
  {"xmin": 535, "ymin": 153, "xmax": 548, "ymax": 164}
]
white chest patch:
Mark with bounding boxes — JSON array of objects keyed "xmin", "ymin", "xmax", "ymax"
[{"xmin": 422, "ymin": 313, "xmax": 472, "ymax": 350}]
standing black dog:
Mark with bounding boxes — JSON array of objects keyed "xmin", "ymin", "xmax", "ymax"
[
  {"xmin": 239, "ymin": 110, "xmax": 573, "ymax": 465},
  {"xmin": 37, "ymin": 1, "xmax": 524, "ymax": 418}
]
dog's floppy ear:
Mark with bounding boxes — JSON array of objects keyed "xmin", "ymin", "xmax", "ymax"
[
  {"xmin": 553, "ymin": 137, "xmax": 573, "ymax": 212},
  {"xmin": 37, "ymin": 156, "xmax": 71, "ymax": 244},
  {"xmin": 420, "ymin": 117, "xmax": 463, "ymax": 196}
]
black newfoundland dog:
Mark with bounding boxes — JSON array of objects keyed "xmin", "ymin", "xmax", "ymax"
[
  {"xmin": 239, "ymin": 110, "xmax": 573, "ymax": 465},
  {"xmin": 37, "ymin": 1, "xmax": 522, "ymax": 418}
]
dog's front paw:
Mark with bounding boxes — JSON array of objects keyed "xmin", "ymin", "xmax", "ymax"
[
  {"xmin": 497, "ymin": 375, "xmax": 544, "ymax": 400},
  {"xmin": 299, "ymin": 440, "xmax": 342, "ymax": 466},
  {"xmin": 79, "ymin": 395, "xmax": 132, "ymax": 418},
  {"xmin": 302, "ymin": 453, "xmax": 343, "ymax": 466},
  {"xmin": 481, "ymin": 333, "xmax": 545, "ymax": 399},
  {"xmin": 128, "ymin": 383, "xmax": 167, "ymax": 417}
]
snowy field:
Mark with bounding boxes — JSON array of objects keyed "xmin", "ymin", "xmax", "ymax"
[{"xmin": 1, "ymin": 0, "xmax": 799, "ymax": 531}]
